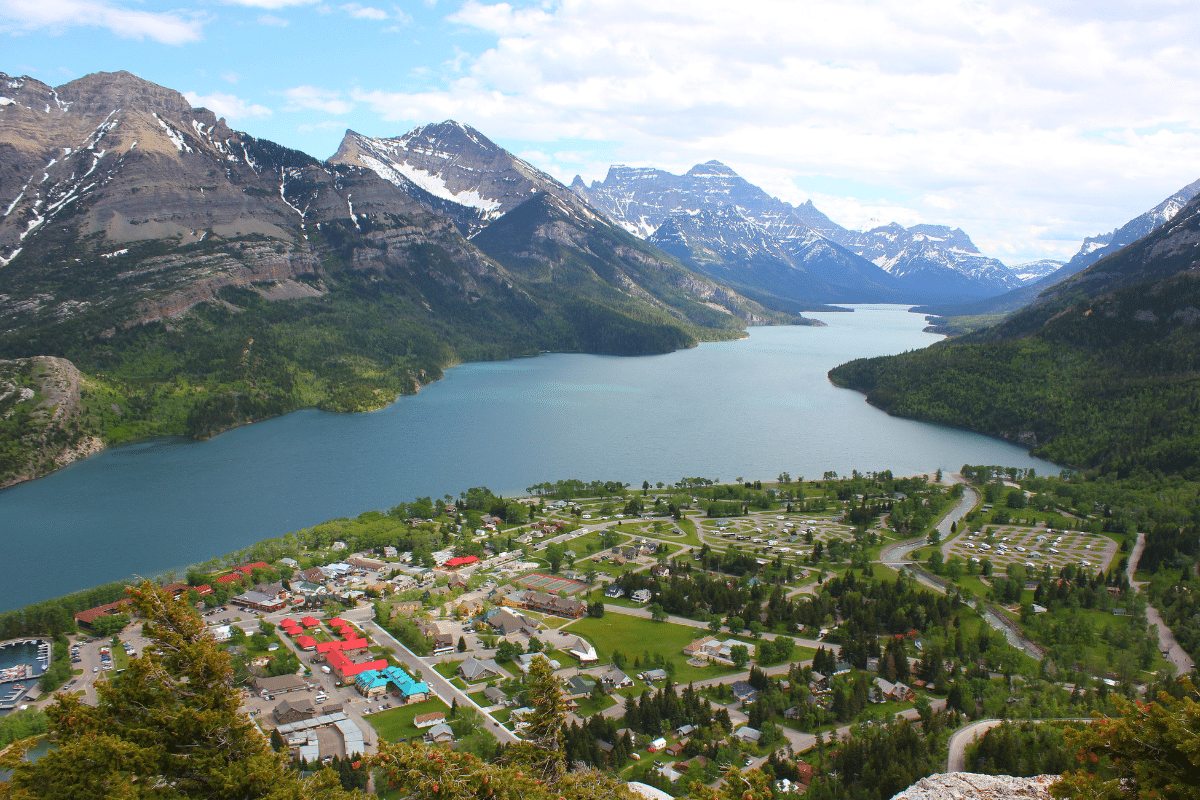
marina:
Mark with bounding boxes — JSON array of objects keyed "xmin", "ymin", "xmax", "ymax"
[{"xmin": 0, "ymin": 638, "xmax": 49, "ymax": 712}]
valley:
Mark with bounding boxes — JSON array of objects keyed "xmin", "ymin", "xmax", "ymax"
[
  {"xmin": 3, "ymin": 467, "xmax": 1193, "ymax": 800},
  {"xmin": 2, "ymin": 57, "xmax": 1199, "ymax": 800}
]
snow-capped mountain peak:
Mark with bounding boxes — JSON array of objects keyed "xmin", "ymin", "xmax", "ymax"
[{"xmin": 331, "ymin": 121, "xmax": 596, "ymax": 236}]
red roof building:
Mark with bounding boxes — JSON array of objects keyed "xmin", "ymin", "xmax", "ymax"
[
  {"xmin": 215, "ymin": 573, "xmax": 244, "ymax": 586},
  {"xmin": 444, "ymin": 556, "xmax": 479, "ymax": 569},
  {"xmin": 300, "ymin": 616, "xmax": 321, "ymax": 628},
  {"xmin": 235, "ymin": 561, "xmax": 271, "ymax": 576},
  {"xmin": 315, "ymin": 638, "xmax": 369, "ymax": 655},
  {"xmin": 295, "ymin": 636, "xmax": 317, "ymax": 650},
  {"xmin": 325, "ymin": 650, "xmax": 388, "ymax": 682},
  {"xmin": 74, "ymin": 599, "xmax": 132, "ymax": 628},
  {"xmin": 194, "ymin": 584, "xmax": 213, "ymax": 596}
]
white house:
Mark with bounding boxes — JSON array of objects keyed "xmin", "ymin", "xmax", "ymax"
[{"xmin": 567, "ymin": 636, "xmax": 599, "ymax": 664}]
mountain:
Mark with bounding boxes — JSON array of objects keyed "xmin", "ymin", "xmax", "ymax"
[
  {"xmin": 1061, "ymin": 177, "xmax": 1200, "ymax": 276},
  {"xmin": 646, "ymin": 206, "xmax": 906, "ymax": 306},
  {"xmin": 574, "ymin": 161, "xmax": 1020, "ymax": 302},
  {"xmin": 829, "ymin": 192, "xmax": 1200, "ymax": 476},
  {"xmin": 329, "ymin": 122, "xmax": 596, "ymax": 237},
  {"xmin": 915, "ymin": 177, "xmax": 1200, "ymax": 320},
  {"xmin": 1009, "ymin": 259, "xmax": 1064, "ymax": 284},
  {"xmin": 830, "ymin": 223, "xmax": 1023, "ymax": 298},
  {"xmin": 0, "ymin": 71, "xmax": 794, "ymax": 486}
]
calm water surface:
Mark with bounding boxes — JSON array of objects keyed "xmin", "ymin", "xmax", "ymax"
[{"xmin": 0, "ymin": 305, "xmax": 1054, "ymax": 610}]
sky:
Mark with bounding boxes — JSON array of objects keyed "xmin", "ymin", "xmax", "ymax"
[{"xmin": 3, "ymin": 0, "xmax": 1200, "ymax": 265}]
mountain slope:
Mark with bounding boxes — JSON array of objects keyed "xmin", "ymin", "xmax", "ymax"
[
  {"xmin": 470, "ymin": 193, "xmax": 797, "ymax": 353},
  {"xmin": 0, "ymin": 71, "xmax": 796, "ymax": 486},
  {"xmin": 330, "ymin": 122, "xmax": 788, "ymax": 326},
  {"xmin": 831, "ymin": 223, "xmax": 1023, "ymax": 298},
  {"xmin": 829, "ymin": 194, "xmax": 1200, "ymax": 476},
  {"xmin": 329, "ymin": 122, "xmax": 597, "ymax": 237},
  {"xmin": 646, "ymin": 206, "xmax": 903, "ymax": 305},
  {"xmin": 915, "ymin": 177, "xmax": 1200, "ymax": 320}
]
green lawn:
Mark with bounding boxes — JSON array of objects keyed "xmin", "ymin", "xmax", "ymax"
[
  {"xmin": 364, "ymin": 698, "xmax": 452, "ymax": 743},
  {"xmin": 434, "ymin": 660, "xmax": 461, "ymax": 680},
  {"xmin": 568, "ymin": 530, "xmax": 630, "ymax": 557},
  {"xmin": 567, "ymin": 614, "xmax": 740, "ymax": 684},
  {"xmin": 111, "ymin": 644, "xmax": 130, "ymax": 671},
  {"xmin": 572, "ymin": 692, "xmax": 617, "ymax": 717}
]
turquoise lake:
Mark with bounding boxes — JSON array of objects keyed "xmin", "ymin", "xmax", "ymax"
[{"xmin": 0, "ymin": 305, "xmax": 1054, "ymax": 611}]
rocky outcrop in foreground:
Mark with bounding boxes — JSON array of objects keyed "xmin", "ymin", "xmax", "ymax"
[{"xmin": 890, "ymin": 773, "xmax": 1058, "ymax": 800}]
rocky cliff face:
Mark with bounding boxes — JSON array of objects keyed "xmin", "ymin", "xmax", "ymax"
[
  {"xmin": 890, "ymin": 773, "xmax": 1058, "ymax": 800},
  {"xmin": 0, "ymin": 356, "xmax": 102, "ymax": 488},
  {"xmin": 0, "ymin": 71, "xmax": 524, "ymax": 335}
]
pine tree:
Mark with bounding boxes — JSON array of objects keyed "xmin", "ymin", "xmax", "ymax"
[{"xmin": 0, "ymin": 581, "xmax": 354, "ymax": 798}]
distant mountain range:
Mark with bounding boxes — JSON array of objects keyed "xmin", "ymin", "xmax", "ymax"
[{"xmin": 572, "ymin": 162, "xmax": 1037, "ymax": 304}]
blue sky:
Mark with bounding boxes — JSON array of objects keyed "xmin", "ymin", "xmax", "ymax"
[{"xmin": 4, "ymin": 0, "xmax": 1200, "ymax": 264}]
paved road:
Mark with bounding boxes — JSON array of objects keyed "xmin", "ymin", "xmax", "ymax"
[
  {"xmin": 355, "ymin": 616, "xmax": 520, "ymax": 745},
  {"xmin": 1125, "ymin": 533, "xmax": 1195, "ymax": 674},
  {"xmin": 878, "ymin": 484, "xmax": 1046, "ymax": 660},
  {"xmin": 946, "ymin": 718, "xmax": 1091, "ymax": 772}
]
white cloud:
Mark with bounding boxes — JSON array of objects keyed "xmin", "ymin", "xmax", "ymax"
[
  {"xmin": 223, "ymin": 0, "xmax": 318, "ymax": 8},
  {"xmin": 222, "ymin": 72, "xmax": 242, "ymax": 83},
  {"xmin": 0, "ymin": 0, "xmax": 205, "ymax": 44},
  {"xmin": 353, "ymin": 0, "xmax": 1200, "ymax": 262},
  {"xmin": 184, "ymin": 90, "xmax": 273, "ymax": 120},
  {"xmin": 283, "ymin": 85, "xmax": 356, "ymax": 115},
  {"xmin": 341, "ymin": 3, "xmax": 388, "ymax": 19},
  {"xmin": 256, "ymin": 13, "xmax": 290, "ymax": 26}
]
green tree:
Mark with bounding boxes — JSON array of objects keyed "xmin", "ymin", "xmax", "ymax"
[
  {"xmin": 1052, "ymin": 679, "xmax": 1200, "ymax": 800},
  {"xmin": 545, "ymin": 543, "xmax": 566, "ymax": 574},
  {"xmin": 507, "ymin": 655, "xmax": 568, "ymax": 779},
  {"xmin": 729, "ymin": 644, "xmax": 750, "ymax": 668},
  {"xmin": 648, "ymin": 603, "xmax": 668, "ymax": 622},
  {"xmin": 1, "ymin": 581, "xmax": 354, "ymax": 799},
  {"xmin": 91, "ymin": 614, "xmax": 129, "ymax": 637}
]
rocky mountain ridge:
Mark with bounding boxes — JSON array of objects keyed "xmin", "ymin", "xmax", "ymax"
[
  {"xmin": 1062, "ymin": 176, "xmax": 1200, "ymax": 276},
  {"xmin": 573, "ymin": 161, "xmax": 1024, "ymax": 303},
  {"xmin": 329, "ymin": 122, "xmax": 599, "ymax": 238},
  {"xmin": 915, "ymin": 176, "xmax": 1200, "ymax": 320}
]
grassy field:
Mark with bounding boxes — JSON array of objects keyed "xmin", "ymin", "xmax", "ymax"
[
  {"xmin": 364, "ymin": 697, "xmax": 452, "ymax": 743},
  {"xmin": 434, "ymin": 660, "xmax": 461, "ymax": 680},
  {"xmin": 567, "ymin": 614, "xmax": 740, "ymax": 685},
  {"xmin": 568, "ymin": 529, "xmax": 629, "ymax": 558}
]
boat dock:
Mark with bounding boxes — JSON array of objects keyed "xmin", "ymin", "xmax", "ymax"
[{"xmin": 0, "ymin": 638, "xmax": 50, "ymax": 711}]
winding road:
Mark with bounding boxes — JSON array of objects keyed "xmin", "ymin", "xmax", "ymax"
[{"xmin": 1125, "ymin": 534, "xmax": 1194, "ymax": 674}]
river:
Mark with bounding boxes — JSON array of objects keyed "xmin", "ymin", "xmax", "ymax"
[{"xmin": 0, "ymin": 305, "xmax": 1054, "ymax": 611}]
